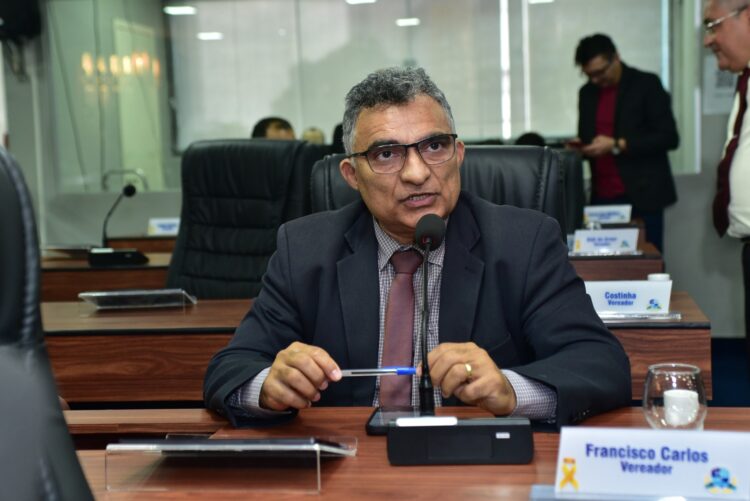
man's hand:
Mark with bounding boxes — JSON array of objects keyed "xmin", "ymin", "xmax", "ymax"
[
  {"xmin": 565, "ymin": 137, "xmax": 583, "ymax": 150},
  {"xmin": 427, "ymin": 342, "xmax": 517, "ymax": 416},
  {"xmin": 581, "ymin": 135, "xmax": 616, "ymax": 158},
  {"xmin": 259, "ymin": 342, "xmax": 341, "ymax": 411}
]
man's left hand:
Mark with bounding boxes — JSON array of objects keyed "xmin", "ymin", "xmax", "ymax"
[
  {"xmin": 427, "ymin": 342, "xmax": 517, "ymax": 416},
  {"xmin": 581, "ymin": 135, "xmax": 615, "ymax": 157}
]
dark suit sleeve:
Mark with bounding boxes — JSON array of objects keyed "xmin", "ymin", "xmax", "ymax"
[
  {"xmin": 203, "ymin": 223, "xmax": 303, "ymax": 426},
  {"xmin": 510, "ymin": 217, "xmax": 632, "ymax": 427},
  {"xmin": 577, "ymin": 86, "xmax": 587, "ymax": 140},
  {"xmin": 577, "ymin": 84, "xmax": 598, "ymax": 144},
  {"xmin": 622, "ymin": 74, "xmax": 679, "ymax": 157}
]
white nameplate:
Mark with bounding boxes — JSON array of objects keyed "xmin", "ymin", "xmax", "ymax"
[
  {"xmin": 585, "ymin": 280, "xmax": 672, "ymax": 314},
  {"xmin": 147, "ymin": 217, "xmax": 180, "ymax": 236},
  {"xmin": 555, "ymin": 427, "xmax": 750, "ymax": 499},
  {"xmin": 573, "ymin": 228, "xmax": 639, "ymax": 254},
  {"xmin": 583, "ymin": 204, "xmax": 632, "ymax": 224}
]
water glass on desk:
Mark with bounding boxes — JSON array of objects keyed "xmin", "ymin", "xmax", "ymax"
[{"xmin": 643, "ymin": 363, "xmax": 707, "ymax": 430}]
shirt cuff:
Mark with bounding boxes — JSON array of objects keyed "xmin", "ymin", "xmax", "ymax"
[
  {"xmin": 228, "ymin": 367, "xmax": 292, "ymax": 418},
  {"xmin": 502, "ymin": 369, "xmax": 557, "ymax": 421}
]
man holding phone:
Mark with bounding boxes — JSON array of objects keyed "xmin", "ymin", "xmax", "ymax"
[
  {"xmin": 571, "ymin": 33, "xmax": 679, "ymax": 251},
  {"xmin": 205, "ymin": 67, "xmax": 631, "ymax": 429}
]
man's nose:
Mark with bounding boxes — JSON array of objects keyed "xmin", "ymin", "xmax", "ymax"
[
  {"xmin": 400, "ymin": 146, "xmax": 431, "ymax": 183},
  {"xmin": 703, "ymin": 31, "xmax": 715, "ymax": 48}
]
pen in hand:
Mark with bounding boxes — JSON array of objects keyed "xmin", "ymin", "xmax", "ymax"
[{"xmin": 340, "ymin": 367, "xmax": 416, "ymax": 377}]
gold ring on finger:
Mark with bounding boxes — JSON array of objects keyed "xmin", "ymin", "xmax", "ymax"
[{"xmin": 465, "ymin": 363, "xmax": 473, "ymax": 382}]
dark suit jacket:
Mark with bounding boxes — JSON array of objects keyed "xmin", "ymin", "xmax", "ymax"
[
  {"xmin": 578, "ymin": 63, "xmax": 679, "ymax": 211},
  {"xmin": 204, "ymin": 192, "xmax": 631, "ymax": 427}
]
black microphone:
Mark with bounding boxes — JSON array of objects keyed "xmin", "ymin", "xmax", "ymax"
[
  {"xmin": 414, "ymin": 213, "xmax": 446, "ymax": 416},
  {"xmin": 88, "ymin": 184, "xmax": 147, "ymax": 267},
  {"xmin": 102, "ymin": 184, "xmax": 136, "ymax": 248}
]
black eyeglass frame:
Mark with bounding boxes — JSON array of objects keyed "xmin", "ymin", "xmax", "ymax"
[
  {"xmin": 582, "ymin": 57, "xmax": 615, "ymax": 81},
  {"xmin": 349, "ymin": 133, "xmax": 459, "ymax": 174},
  {"xmin": 704, "ymin": 5, "xmax": 748, "ymax": 34}
]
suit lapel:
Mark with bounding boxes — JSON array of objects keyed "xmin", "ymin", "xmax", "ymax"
[
  {"xmin": 580, "ymin": 84, "xmax": 599, "ymax": 142},
  {"xmin": 614, "ymin": 64, "xmax": 633, "ymax": 134},
  {"xmin": 439, "ymin": 197, "xmax": 484, "ymax": 344},
  {"xmin": 337, "ymin": 208, "xmax": 380, "ymax": 405}
]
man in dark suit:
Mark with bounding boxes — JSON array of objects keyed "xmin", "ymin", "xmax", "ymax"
[
  {"xmin": 205, "ymin": 67, "xmax": 631, "ymax": 427},
  {"xmin": 573, "ymin": 34, "xmax": 679, "ymax": 251}
]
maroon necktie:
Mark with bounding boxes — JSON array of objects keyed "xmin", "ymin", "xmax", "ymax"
[
  {"xmin": 379, "ymin": 249, "xmax": 423, "ymax": 407},
  {"xmin": 713, "ymin": 68, "xmax": 750, "ymax": 236}
]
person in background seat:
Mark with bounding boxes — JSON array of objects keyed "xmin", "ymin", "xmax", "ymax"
[{"xmin": 251, "ymin": 117, "xmax": 295, "ymax": 140}]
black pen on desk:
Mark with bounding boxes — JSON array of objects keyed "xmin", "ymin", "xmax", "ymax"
[{"xmin": 340, "ymin": 367, "xmax": 416, "ymax": 377}]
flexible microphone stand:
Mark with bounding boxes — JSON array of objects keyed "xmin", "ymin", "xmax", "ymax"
[{"xmin": 419, "ymin": 238, "xmax": 435, "ymax": 416}]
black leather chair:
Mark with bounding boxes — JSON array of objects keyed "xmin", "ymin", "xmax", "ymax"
[
  {"xmin": 167, "ymin": 139, "xmax": 329, "ymax": 299},
  {"xmin": 0, "ymin": 147, "xmax": 93, "ymax": 500},
  {"xmin": 310, "ymin": 153, "xmax": 356, "ymax": 213},
  {"xmin": 310, "ymin": 145, "xmax": 567, "ymax": 237},
  {"xmin": 555, "ymin": 148, "xmax": 585, "ymax": 235}
]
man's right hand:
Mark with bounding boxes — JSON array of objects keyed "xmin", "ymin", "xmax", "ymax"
[{"xmin": 259, "ymin": 342, "xmax": 342, "ymax": 411}]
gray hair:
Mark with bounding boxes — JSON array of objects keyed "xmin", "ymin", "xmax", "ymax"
[
  {"xmin": 710, "ymin": 0, "xmax": 747, "ymax": 9},
  {"xmin": 342, "ymin": 67, "xmax": 456, "ymax": 155}
]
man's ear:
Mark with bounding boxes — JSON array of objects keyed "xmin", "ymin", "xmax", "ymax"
[
  {"xmin": 339, "ymin": 157, "xmax": 360, "ymax": 191},
  {"xmin": 455, "ymin": 139, "xmax": 465, "ymax": 170}
]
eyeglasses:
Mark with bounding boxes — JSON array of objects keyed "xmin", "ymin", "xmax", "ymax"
[
  {"xmin": 350, "ymin": 133, "xmax": 458, "ymax": 174},
  {"xmin": 704, "ymin": 5, "xmax": 747, "ymax": 34},
  {"xmin": 583, "ymin": 58, "xmax": 614, "ymax": 81}
]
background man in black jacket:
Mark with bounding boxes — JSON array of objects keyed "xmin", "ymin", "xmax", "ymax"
[{"xmin": 573, "ymin": 33, "xmax": 679, "ymax": 252}]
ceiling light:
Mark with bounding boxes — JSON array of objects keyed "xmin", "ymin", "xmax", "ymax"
[
  {"xmin": 528, "ymin": 0, "xmax": 554, "ymax": 4},
  {"xmin": 196, "ymin": 32, "xmax": 224, "ymax": 41},
  {"xmin": 346, "ymin": 0, "xmax": 376, "ymax": 4},
  {"xmin": 395, "ymin": 17, "xmax": 420, "ymax": 27},
  {"xmin": 164, "ymin": 5, "xmax": 197, "ymax": 15}
]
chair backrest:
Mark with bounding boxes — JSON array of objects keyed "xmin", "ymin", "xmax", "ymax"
[
  {"xmin": 0, "ymin": 149, "xmax": 41, "ymax": 350},
  {"xmin": 555, "ymin": 148, "xmax": 585, "ymax": 235},
  {"xmin": 0, "ymin": 147, "xmax": 93, "ymax": 501},
  {"xmin": 460, "ymin": 146, "xmax": 566, "ymax": 234},
  {"xmin": 167, "ymin": 139, "xmax": 329, "ymax": 299},
  {"xmin": 310, "ymin": 153, "xmax": 354, "ymax": 213},
  {"xmin": 310, "ymin": 145, "xmax": 567, "ymax": 237}
]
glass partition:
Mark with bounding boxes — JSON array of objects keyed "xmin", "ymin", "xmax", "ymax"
[{"xmin": 9, "ymin": 0, "xmax": 678, "ymax": 244}]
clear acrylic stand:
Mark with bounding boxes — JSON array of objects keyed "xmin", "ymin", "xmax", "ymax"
[{"xmin": 105, "ymin": 436, "xmax": 357, "ymax": 494}]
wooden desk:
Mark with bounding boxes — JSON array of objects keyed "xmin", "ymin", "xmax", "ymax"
[
  {"xmin": 65, "ymin": 408, "xmax": 225, "ymax": 437},
  {"xmin": 65, "ymin": 408, "xmax": 225, "ymax": 449},
  {"xmin": 43, "ymin": 292, "xmax": 709, "ymax": 405},
  {"xmin": 42, "ymin": 240, "xmax": 662, "ymax": 303},
  {"xmin": 42, "ymin": 252, "xmax": 171, "ymax": 301},
  {"xmin": 41, "ymin": 241, "xmax": 662, "ymax": 302},
  {"xmin": 109, "ymin": 236, "xmax": 176, "ymax": 253},
  {"xmin": 571, "ymin": 242, "xmax": 664, "ymax": 281},
  {"xmin": 609, "ymin": 291, "xmax": 712, "ymax": 400},
  {"xmin": 44, "ymin": 300, "xmax": 248, "ymax": 403},
  {"xmin": 74, "ymin": 406, "xmax": 750, "ymax": 499}
]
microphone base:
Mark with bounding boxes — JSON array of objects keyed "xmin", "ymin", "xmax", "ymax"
[
  {"xmin": 88, "ymin": 248, "xmax": 149, "ymax": 267},
  {"xmin": 386, "ymin": 417, "xmax": 533, "ymax": 465},
  {"xmin": 419, "ymin": 389, "xmax": 435, "ymax": 416}
]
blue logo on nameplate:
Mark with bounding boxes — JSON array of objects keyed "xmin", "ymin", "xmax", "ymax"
[{"xmin": 706, "ymin": 467, "xmax": 738, "ymax": 494}]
